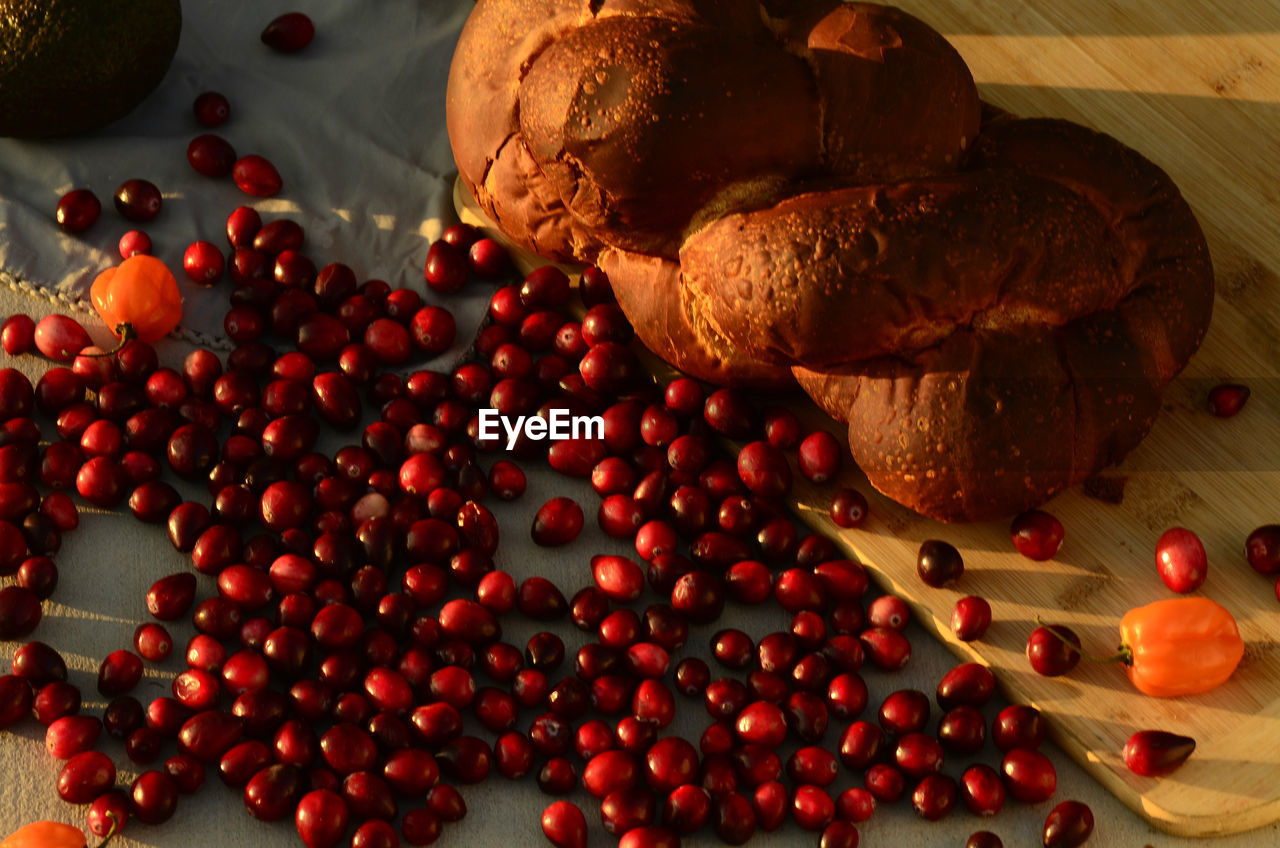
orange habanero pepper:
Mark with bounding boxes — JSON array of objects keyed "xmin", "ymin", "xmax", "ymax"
[
  {"xmin": 1118, "ymin": 597, "xmax": 1244, "ymax": 697},
  {"xmin": 89, "ymin": 254, "xmax": 182, "ymax": 345},
  {"xmin": 0, "ymin": 821, "xmax": 85, "ymax": 848}
]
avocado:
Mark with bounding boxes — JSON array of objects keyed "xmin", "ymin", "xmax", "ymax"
[{"xmin": 0, "ymin": 0, "xmax": 182, "ymax": 137}]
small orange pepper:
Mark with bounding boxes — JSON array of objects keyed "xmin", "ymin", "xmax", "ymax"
[
  {"xmin": 1119, "ymin": 597, "xmax": 1244, "ymax": 697},
  {"xmin": 89, "ymin": 254, "xmax": 182, "ymax": 345},
  {"xmin": 0, "ymin": 821, "xmax": 85, "ymax": 848}
]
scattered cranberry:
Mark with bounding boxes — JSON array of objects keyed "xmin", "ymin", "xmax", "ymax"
[
  {"xmin": 1026, "ymin": 623, "xmax": 1080, "ymax": 677},
  {"xmin": 829, "ymin": 487, "xmax": 868, "ymax": 529},
  {"xmin": 187, "ymin": 134, "xmax": 238, "ymax": 178},
  {"xmin": 114, "ymin": 179, "xmax": 163, "ymax": 222},
  {"xmin": 1155, "ymin": 526, "xmax": 1207, "ymax": 593},
  {"xmin": 532, "ymin": 497, "xmax": 584, "ymax": 547},
  {"xmin": 193, "ymin": 91, "xmax": 230, "ymax": 126},
  {"xmin": 951, "ymin": 595, "xmax": 992, "ymax": 641},
  {"xmin": 233, "ymin": 155, "xmax": 283, "ymax": 197},
  {"xmin": 55, "ymin": 189, "xmax": 101, "ymax": 232},
  {"xmin": 1043, "ymin": 800, "xmax": 1094, "ymax": 848},
  {"xmin": 917, "ymin": 539, "xmax": 963, "ymax": 587},
  {"xmin": 1207, "ymin": 383, "xmax": 1250, "ymax": 417},
  {"xmin": 1247, "ymin": 524, "xmax": 1280, "ymax": 574},
  {"xmin": 262, "ymin": 12, "xmax": 316, "ymax": 52},
  {"xmin": 1122, "ymin": 730, "xmax": 1195, "ymax": 776},
  {"xmin": 1011, "ymin": 509, "xmax": 1064, "ymax": 560},
  {"xmin": 1001, "ymin": 747, "xmax": 1057, "ymax": 803},
  {"xmin": 967, "ymin": 833, "xmax": 1004, "ymax": 848},
  {"xmin": 184, "ymin": 240, "xmax": 226, "ymax": 285}
]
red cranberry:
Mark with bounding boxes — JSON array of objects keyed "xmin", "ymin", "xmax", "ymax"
[
  {"xmin": 912, "ymin": 773, "xmax": 958, "ymax": 821},
  {"xmin": 951, "ymin": 595, "xmax": 992, "ymax": 641},
  {"xmin": 838, "ymin": 721, "xmax": 884, "ymax": 770},
  {"xmin": 1043, "ymin": 800, "xmax": 1094, "ymax": 848},
  {"xmin": 234, "ymin": 155, "xmax": 283, "ymax": 197},
  {"xmin": 1122, "ymin": 730, "xmax": 1196, "ymax": 776},
  {"xmin": 792, "ymin": 783, "xmax": 835, "ymax": 831},
  {"xmin": 35, "ymin": 315, "xmax": 91, "ymax": 361},
  {"xmin": 1155, "ymin": 526, "xmax": 1207, "ymax": 593},
  {"xmin": 937, "ymin": 662, "xmax": 996, "ymax": 710},
  {"xmin": 938, "ymin": 705, "xmax": 987, "ymax": 756},
  {"xmin": 917, "ymin": 539, "xmax": 963, "ymax": 587},
  {"xmin": 664, "ymin": 784, "xmax": 712, "ymax": 834},
  {"xmin": 961, "ymin": 763, "xmax": 1008, "ymax": 818},
  {"xmin": 1247, "ymin": 524, "xmax": 1280, "ymax": 574},
  {"xmin": 262, "ymin": 11, "xmax": 315, "ymax": 51},
  {"xmin": 55, "ymin": 189, "xmax": 101, "ymax": 232},
  {"xmin": 859, "ymin": 627, "xmax": 911, "ymax": 671},
  {"xmin": 295, "ymin": 789, "xmax": 349, "ymax": 848},
  {"xmin": 967, "ymin": 833, "xmax": 1004, "ymax": 848},
  {"xmin": 1026, "ymin": 623, "xmax": 1081, "ymax": 677},
  {"xmin": 187, "ymin": 133, "xmax": 237, "ymax": 177},
  {"xmin": 988, "ymin": 707, "xmax": 1049, "ymax": 753},
  {"xmin": 1001, "ymin": 748, "xmax": 1057, "ymax": 803},
  {"xmin": 798, "ymin": 430, "xmax": 842, "ymax": 483},
  {"xmin": 867, "ymin": 595, "xmax": 910, "ymax": 631},
  {"xmin": 1207, "ymin": 383, "xmax": 1250, "ymax": 417},
  {"xmin": 1010, "ymin": 509, "xmax": 1065, "ymax": 560},
  {"xmin": 540, "ymin": 800, "xmax": 587, "ymax": 848},
  {"xmin": 119, "ymin": 228, "xmax": 153, "ymax": 258},
  {"xmin": 113, "ymin": 179, "xmax": 162, "ymax": 222},
  {"xmin": 836, "ymin": 787, "xmax": 875, "ymax": 823},
  {"xmin": 736, "ymin": 441, "xmax": 790, "ymax": 499},
  {"xmin": 193, "ymin": 90, "xmax": 230, "ymax": 125},
  {"xmin": 532, "ymin": 497, "xmax": 584, "ymax": 547},
  {"xmin": 714, "ymin": 791, "xmax": 756, "ymax": 844}
]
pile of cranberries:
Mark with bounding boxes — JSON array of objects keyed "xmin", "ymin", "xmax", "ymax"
[{"xmin": 7, "ymin": 11, "xmax": 1265, "ymax": 847}]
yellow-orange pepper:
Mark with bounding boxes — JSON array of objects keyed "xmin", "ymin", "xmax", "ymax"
[
  {"xmin": 89, "ymin": 254, "xmax": 182, "ymax": 344},
  {"xmin": 1119, "ymin": 597, "xmax": 1244, "ymax": 697},
  {"xmin": 0, "ymin": 821, "xmax": 85, "ymax": 848}
]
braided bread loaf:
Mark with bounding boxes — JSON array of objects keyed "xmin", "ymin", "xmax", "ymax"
[{"xmin": 446, "ymin": 0, "xmax": 1214, "ymax": 522}]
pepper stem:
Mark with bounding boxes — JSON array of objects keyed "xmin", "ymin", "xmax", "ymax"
[
  {"xmin": 98, "ymin": 810, "xmax": 119, "ymax": 848},
  {"xmin": 82, "ymin": 323, "xmax": 137, "ymax": 358},
  {"xmin": 1034, "ymin": 616, "xmax": 1133, "ymax": 666}
]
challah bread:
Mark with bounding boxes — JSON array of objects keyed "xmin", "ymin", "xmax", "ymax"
[{"xmin": 447, "ymin": 0, "xmax": 1214, "ymax": 522}]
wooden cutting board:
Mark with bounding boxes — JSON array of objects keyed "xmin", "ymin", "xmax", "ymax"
[{"xmin": 453, "ymin": 0, "xmax": 1280, "ymax": 836}]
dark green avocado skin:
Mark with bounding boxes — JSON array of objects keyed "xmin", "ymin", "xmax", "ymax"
[{"xmin": 0, "ymin": 0, "xmax": 182, "ymax": 137}]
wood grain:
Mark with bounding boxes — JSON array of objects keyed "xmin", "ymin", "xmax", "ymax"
[{"xmin": 452, "ymin": 1, "xmax": 1280, "ymax": 835}]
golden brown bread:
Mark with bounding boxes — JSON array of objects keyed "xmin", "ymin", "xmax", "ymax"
[{"xmin": 447, "ymin": 1, "xmax": 1214, "ymax": 522}]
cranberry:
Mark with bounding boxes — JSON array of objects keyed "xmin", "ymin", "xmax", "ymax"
[
  {"xmin": 911, "ymin": 773, "xmax": 957, "ymax": 821},
  {"xmin": 863, "ymin": 762, "xmax": 905, "ymax": 803},
  {"xmin": 836, "ymin": 787, "xmax": 875, "ymax": 823},
  {"xmin": 535, "ymin": 800, "xmax": 585, "ymax": 848},
  {"xmin": 1026, "ymin": 623, "xmax": 1081, "ymax": 676},
  {"xmin": 916, "ymin": 539, "xmax": 963, "ymax": 587},
  {"xmin": 938, "ymin": 705, "xmax": 987, "ymax": 756},
  {"xmin": 531, "ymin": 497, "xmax": 584, "ymax": 547},
  {"xmin": 45, "ymin": 715, "xmax": 101, "ymax": 759},
  {"xmin": 1043, "ymin": 800, "xmax": 1094, "ymax": 848},
  {"xmin": 859, "ymin": 627, "xmax": 911, "ymax": 671},
  {"xmin": 193, "ymin": 90, "xmax": 230, "ymax": 125},
  {"xmin": 798, "ymin": 430, "xmax": 842, "ymax": 483},
  {"xmin": 1, "ymin": 315, "xmax": 35, "ymax": 354},
  {"xmin": 35, "ymin": 315, "xmax": 91, "ymax": 361},
  {"xmin": 1001, "ymin": 747, "xmax": 1057, "ymax": 803},
  {"xmin": 1207, "ymin": 383, "xmax": 1250, "ymax": 417},
  {"xmin": 936, "ymin": 662, "xmax": 996, "ymax": 710},
  {"xmin": 866, "ymin": 595, "xmax": 909, "ymax": 631},
  {"xmin": 1011, "ymin": 509, "xmax": 1065, "ymax": 560},
  {"xmin": 993, "ymin": 705, "xmax": 1046, "ymax": 752},
  {"xmin": 1155, "ymin": 526, "xmax": 1207, "ymax": 593},
  {"xmin": 187, "ymin": 133, "xmax": 237, "ymax": 177},
  {"xmin": 838, "ymin": 721, "xmax": 884, "ymax": 770},
  {"xmin": 704, "ymin": 389, "xmax": 757, "ymax": 439},
  {"xmin": 97, "ymin": 649, "xmax": 143, "ymax": 697},
  {"xmin": 234, "ymin": 155, "xmax": 283, "ymax": 197},
  {"xmin": 1247, "ymin": 525, "xmax": 1280, "ymax": 574},
  {"xmin": 960, "ymin": 763, "xmax": 1006, "ymax": 816},
  {"xmin": 1122, "ymin": 729, "xmax": 1196, "ymax": 776},
  {"xmin": 262, "ymin": 11, "xmax": 315, "ymax": 52},
  {"xmin": 55, "ymin": 188, "xmax": 101, "ymax": 232},
  {"xmin": 820, "ymin": 821, "xmax": 860, "ymax": 848},
  {"xmin": 736, "ymin": 441, "xmax": 791, "ymax": 499},
  {"xmin": 295, "ymin": 788, "xmax": 349, "ymax": 848},
  {"xmin": 714, "ymin": 791, "xmax": 756, "ymax": 844},
  {"xmin": 87, "ymin": 789, "xmax": 130, "ymax": 837},
  {"xmin": 967, "ymin": 833, "xmax": 1004, "ymax": 848},
  {"xmin": 951, "ymin": 595, "xmax": 992, "ymax": 641},
  {"xmin": 118, "ymin": 228, "xmax": 153, "ymax": 258},
  {"xmin": 112, "ymin": 181, "xmax": 166, "ymax": 227}
]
